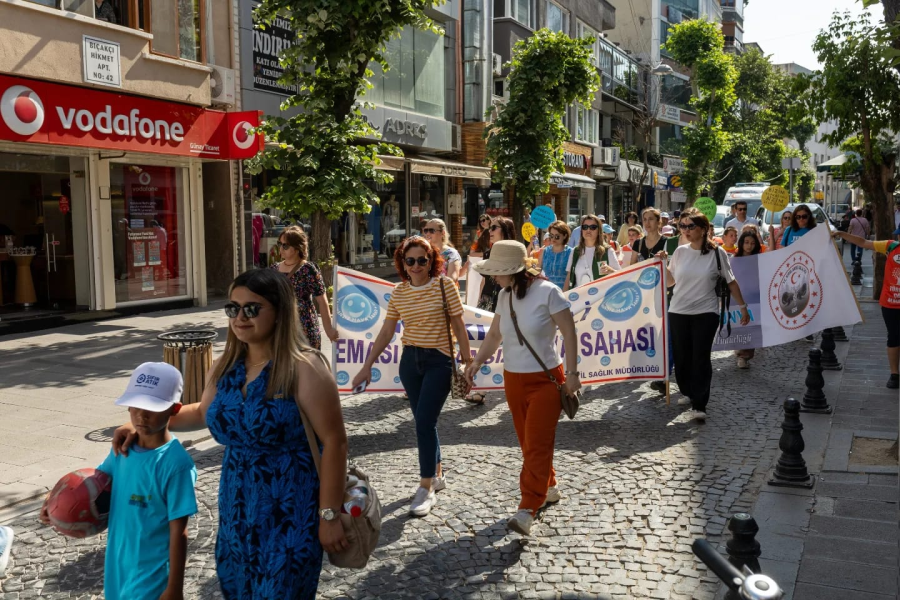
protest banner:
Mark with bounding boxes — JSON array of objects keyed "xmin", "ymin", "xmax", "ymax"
[
  {"xmin": 712, "ymin": 225, "xmax": 862, "ymax": 350},
  {"xmin": 331, "ymin": 261, "xmax": 668, "ymax": 395}
]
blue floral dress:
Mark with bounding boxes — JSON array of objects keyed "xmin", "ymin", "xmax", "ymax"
[{"xmin": 206, "ymin": 360, "xmax": 322, "ymax": 599}]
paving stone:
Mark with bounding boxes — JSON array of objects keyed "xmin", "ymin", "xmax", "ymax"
[
  {"xmin": 808, "ymin": 515, "xmax": 898, "ymax": 544},
  {"xmin": 832, "ymin": 499, "xmax": 899, "ymax": 523},
  {"xmin": 797, "ymin": 558, "xmax": 899, "ymax": 596},
  {"xmin": 803, "ymin": 536, "xmax": 898, "ymax": 568},
  {"xmin": 793, "ymin": 582, "xmax": 897, "ymax": 600}
]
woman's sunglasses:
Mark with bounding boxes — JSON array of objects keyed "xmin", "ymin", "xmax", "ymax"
[
  {"xmin": 490, "ymin": 225, "xmax": 501, "ymax": 231},
  {"xmin": 549, "ymin": 233, "xmax": 564, "ymax": 241},
  {"xmin": 404, "ymin": 257, "xmax": 430, "ymax": 267},
  {"xmin": 278, "ymin": 242, "xmax": 293, "ymax": 250},
  {"xmin": 679, "ymin": 223, "xmax": 698, "ymax": 231},
  {"xmin": 795, "ymin": 213, "xmax": 810, "ymax": 220},
  {"xmin": 781, "ymin": 215, "xmax": 792, "ymax": 221},
  {"xmin": 582, "ymin": 224, "xmax": 599, "ymax": 231},
  {"xmin": 224, "ymin": 302, "xmax": 264, "ymax": 319},
  {"xmin": 479, "ymin": 218, "xmax": 491, "ymax": 225}
]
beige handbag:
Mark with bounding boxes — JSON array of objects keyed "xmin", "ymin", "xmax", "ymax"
[{"xmin": 439, "ymin": 277, "xmax": 469, "ymax": 399}]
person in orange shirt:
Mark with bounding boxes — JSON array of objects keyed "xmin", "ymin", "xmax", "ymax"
[{"xmin": 719, "ymin": 226, "xmax": 738, "ymax": 255}]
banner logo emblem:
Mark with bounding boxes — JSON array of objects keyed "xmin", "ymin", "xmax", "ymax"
[
  {"xmin": 597, "ymin": 281, "xmax": 642, "ymax": 321},
  {"xmin": 335, "ymin": 285, "xmax": 381, "ymax": 332},
  {"xmin": 768, "ymin": 252, "xmax": 821, "ymax": 329}
]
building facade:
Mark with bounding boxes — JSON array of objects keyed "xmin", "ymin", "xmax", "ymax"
[{"xmin": 0, "ymin": 0, "xmax": 260, "ymax": 330}]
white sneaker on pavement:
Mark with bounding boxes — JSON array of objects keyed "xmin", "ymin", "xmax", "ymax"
[
  {"xmin": 0, "ymin": 525, "xmax": 13, "ymax": 577},
  {"xmin": 541, "ymin": 486, "xmax": 561, "ymax": 507},
  {"xmin": 737, "ymin": 357, "xmax": 749, "ymax": 369},
  {"xmin": 432, "ymin": 475, "xmax": 447, "ymax": 492},
  {"xmin": 507, "ymin": 510, "xmax": 534, "ymax": 535},
  {"xmin": 409, "ymin": 487, "xmax": 436, "ymax": 517},
  {"xmin": 677, "ymin": 396, "xmax": 691, "ymax": 406},
  {"xmin": 691, "ymin": 410, "xmax": 708, "ymax": 421}
]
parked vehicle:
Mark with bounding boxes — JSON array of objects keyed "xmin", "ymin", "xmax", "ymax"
[
  {"xmin": 755, "ymin": 202, "xmax": 836, "ymax": 244},
  {"xmin": 712, "ymin": 205, "xmax": 732, "ymax": 237},
  {"xmin": 722, "ymin": 182, "xmax": 771, "ymax": 220}
]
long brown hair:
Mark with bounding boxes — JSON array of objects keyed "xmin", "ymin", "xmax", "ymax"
[
  {"xmin": 393, "ymin": 236, "xmax": 444, "ymax": 281},
  {"xmin": 681, "ymin": 212, "xmax": 716, "ymax": 255},
  {"xmin": 491, "ymin": 216, "xmax": 515, "ymax": 242},
  {"xmin": 209, "ymin": 269, "xmax": 315, "ymax": 399},
  {"xmin": 279, "ymin": 226, "xmax": 308, "ymax": 260},
  {"xmin": 577, "ymin": 214, "xmax": 609, "ymax": 256},
  {"xmin": 789, "ymin": 204, "xmax": 817, "ymax": 232}
]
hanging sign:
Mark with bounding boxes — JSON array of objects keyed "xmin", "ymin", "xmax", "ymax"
[
  {"xmin": 82, "ymin": 36, "xmax": 122, "ymax": 89},
  {"xmin": 58, "ymin": 195, "xmax": 70, "ymax": 214}
]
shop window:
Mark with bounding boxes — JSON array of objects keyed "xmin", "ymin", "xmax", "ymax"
[
  {"xmin": 109, "ymin": 164, "xmax": 188, "ymax": 303},
  {"xmin": 575, "ymin": 104, "xmax": 599, "ymax": 145},
  {"xmin": 335, "ymin": 173, "xmax": 406, "ymax": 265},
  {"xmin": 545, "ymin": 1, "xmax": 568, "ymax": 33},
  {"xmin": 367, "ymin": 26, "xmax": 445, "ymax": 118}
]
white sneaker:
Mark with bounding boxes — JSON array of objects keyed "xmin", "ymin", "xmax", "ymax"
[
  {"xmin": 0, "ymin": 525, "xmax": 13, "ymax": 577},
  {"xmin": 507, "ymin": 510, "xmax": 534, "ymax": 535},
  {"xmin": 691, "ymin": 410, "xmax": 708, "ymax": 421},
  {"xmin": 544, "ymin": 486, "xmax": 561, "ymax": 505},
  {"xmin": 677, "ymin": 396, "xmax": 691, "ymax": 406},
  {"xmin": 409, "ymin": 487, "xmax": 436, "ymax": 517},
  {"xmin": 432, "ymin": 475, "xmax": 447, "ymax": 492},
  {"xmin": 737, "ymin": 357, "xmax": 749, "ymax": 369}
]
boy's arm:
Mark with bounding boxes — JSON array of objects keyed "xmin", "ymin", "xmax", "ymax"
[{"xmin": 158, "ymin": 517, "xmax": 188, "ymax": 600}]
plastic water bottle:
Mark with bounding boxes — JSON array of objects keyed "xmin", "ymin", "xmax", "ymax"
[{"xmin": 342, "ymin": 486, "xmax": 368, "ymax": 517}]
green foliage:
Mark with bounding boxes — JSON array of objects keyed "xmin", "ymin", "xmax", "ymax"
[
  {"xmin": 246, "ymin": 0, "xmax": 445, "ymax": 257},
  {"xmin": 663, "ymin": 19, "xmax": 737, "ymax": 200},
  {"xmin": 484, "ymin": 29, "xmax": 600, "ymax": 205}
]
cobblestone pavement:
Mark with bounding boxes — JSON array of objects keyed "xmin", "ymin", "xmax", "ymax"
[{"xmin": 0, "ymin": 340, "xmax": 813, "ymax": 600}]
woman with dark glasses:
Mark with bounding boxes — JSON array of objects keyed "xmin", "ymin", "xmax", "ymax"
[
  {"xmin": 767, "ymin": 210, "xmax": 793, "ymax": 250},
  {"xmin": 271, "ymin": 226, "xmax": 337, "ymax": 350},
  {"xmin": 114, "ymin": 268, "xmax": 349, "ymax": 599},
  {"xmin": 423, "ymin": 218, "xmax": 461, "ymax": 285},
  {"xmin": 351, "ymin": 237, "xmax": 472, "ymax": 517},
  {"xmin": 563, "ymin": 214, "xmax": 620, "ymax": 292},
  {"xmin": 537, "ymin": 220, "xmax": 572, "ymax": 289},
  {"xmin": 774, "ymin": 205, "xmax": 817, "ymax": 249}
]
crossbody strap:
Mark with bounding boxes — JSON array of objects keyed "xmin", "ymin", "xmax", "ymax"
[
  {"xmin": 713, "ymin": 248, "xmax": 732, "ymax": 337},
  {"xmin": 293, "ymin": 349, "xmax": 332, "ymax": 477},
  {"xmin": 507, "ymin": 291, "xmax": 561, "ymax": 389}
]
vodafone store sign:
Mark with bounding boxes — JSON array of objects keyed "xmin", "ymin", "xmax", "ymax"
[{"xmin": 0, "ymin": 74, "xmax": 262, "ymax": 160}]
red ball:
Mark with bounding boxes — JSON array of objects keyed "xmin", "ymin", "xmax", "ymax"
[{"xmin": 43, "ymin": 468, "xmax": 112, "ymax": 538}]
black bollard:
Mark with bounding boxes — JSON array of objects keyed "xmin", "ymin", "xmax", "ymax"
[
  {"xmin": 832, "ymin": 325, "xmax": 849, "ymax": 342},
  {"xmin": 820, "ymin": 329, "xmax": 843, "ymax": 370},
  {"xmin": 725, "ymin": 513, "xmax": 762, "ymax": 575},
  {"xmin": 801, "ymin": 348, "xmax": 833, "ymax": 414},
  {"xmin": 768, "ymin": 398, "xmax": 815, "ymax": 488},
  {"xmin": 850, "ymin": 260, "xmax": 863, "ymax": 285}
]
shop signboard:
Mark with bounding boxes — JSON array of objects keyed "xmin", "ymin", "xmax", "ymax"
[
  {"xmin": 658, "ymin": 104, "xmax": 681, "ymax": 125},
  {"xmin": 663, "ymin": 157, "xmax": 685, "ymax": 174},
  {"xmin": 0, "ymin": 74, "xmax": 264, "ymax": 160},
  {"xmin": 251, "ymin": 8, "xmax": 298, "ymax": 94},
  {"xmin": 82, "ymin": 36, "xmax": 121, "ymax": 89}
]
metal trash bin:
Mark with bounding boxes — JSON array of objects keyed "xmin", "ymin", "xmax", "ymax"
[{"xmin": 157, "ymin": 330, "xmax": 217, "ymax": 405}]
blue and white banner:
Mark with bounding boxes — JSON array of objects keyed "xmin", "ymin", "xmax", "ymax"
[{"xmin": 332, "ymin": 262, "xmax": 669, "ymax": 395}]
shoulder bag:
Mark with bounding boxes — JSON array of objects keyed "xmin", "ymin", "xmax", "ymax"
[
  {"xmin": 295, "ymin": 350, "xmax": 382, "ymax": 569},
  {"xmin": 507, "ymin": 291, "xmax": 581, "ymax": 419},
  {"xmin": 439, "ymin": 277, "xmax": 469, "ymax": 400},
  {"xmin": 713, "ymin": 247, "xmax": 732, "ymax": 338}
]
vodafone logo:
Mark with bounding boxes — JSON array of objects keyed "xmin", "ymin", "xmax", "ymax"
[
  {"xmin": 1, "ymin": 85, "xmax": 45, "ymax": 136},
  {"xmin": 232, "ymin": 121, "xmax": 255, "ymax": 150},
  {"xmin": 138, "ymin": 172, "xmax": 151, "ymax": 185}
]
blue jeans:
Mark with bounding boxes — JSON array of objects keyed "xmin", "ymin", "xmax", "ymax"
[
  {"xmin": 851, "ymin": 243, "xmax": 865, "ymax": 263},
  {"xmin": 399, "ymin": 346, "xmax": 452, "ymax": 478}
]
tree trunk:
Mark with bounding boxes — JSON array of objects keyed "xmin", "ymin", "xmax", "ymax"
[{"xmin": 310, "ymin": 210, "xmax": 334, "ymax": 288}]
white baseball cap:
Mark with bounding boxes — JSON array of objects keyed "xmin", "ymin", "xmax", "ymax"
[
  {"xmin": 598, "ymin": 215, "xmax": 607, "ymax": 221},
  {"xmin": 115, "ymin": 362, "xmax": 184, "ymax": 412}
]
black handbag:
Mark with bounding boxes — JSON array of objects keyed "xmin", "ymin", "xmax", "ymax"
[
  {"xmin": 507, "ymin": 292, "xmax": 581, "ymax": 419},
  {"xmin": 713, "ymin": 247, "xmax": 731, "ymax": 338}
]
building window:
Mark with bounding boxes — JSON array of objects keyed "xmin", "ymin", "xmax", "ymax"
[
  {"xmin": 576, "ymin": 20, "xmax": 599, "ymax": 65},
  {"xmin": 368, "ymin": 26, "xmax": 445, "ymax": 119},
  {"xmin": 575, "ymin": 104, "xmax": 598, "ymax": 145},
  {"xmin": 545, "ymin": 1, "xmax": 568, "ymax": 33},
  {"xmin": 510, "ymin": 0, "xmax": 534, "ymax": 28}
]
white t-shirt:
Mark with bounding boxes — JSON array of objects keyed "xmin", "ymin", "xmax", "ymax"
[
  {"xmin": 725, "ymin": 216, "xmax": 760, "ymax": 232},
  {"xmin": 564, "ymin": 246, "xmax": 622, "ymax": 287},
  {"xmin": 669, "ymin": 245, "xmax": 735, "ymax": 315},
  {"xmin": 495, "ymin": 279, "xmax": 570, "ymax": 373}
]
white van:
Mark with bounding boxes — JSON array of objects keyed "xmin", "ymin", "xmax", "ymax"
[{"xmin": 722, "ymin": 182, "xmax": 771, "ymax": 219}]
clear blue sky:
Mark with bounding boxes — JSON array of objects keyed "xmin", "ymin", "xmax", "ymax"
[{"xmin": 743, "ymin": 0, "xmax": 878, "ymax": 69}]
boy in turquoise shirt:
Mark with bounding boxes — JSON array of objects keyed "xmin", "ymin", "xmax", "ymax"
[{"xmin": 97, "ymin": 362, "xmax": 198, "ymax": 600}]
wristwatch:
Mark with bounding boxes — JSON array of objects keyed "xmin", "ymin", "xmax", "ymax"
[{"xmin": 319, "ymin": 508, "xmax": 339, "ymax": 521}]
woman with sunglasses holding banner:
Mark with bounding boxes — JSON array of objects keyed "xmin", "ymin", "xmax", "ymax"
[
  {"xmin": 563, "ymin": 214, "xmax": 620, "ymax": 292},
  {"xmin": 351, "ymin": 237, "xmax": 473, "ymax": 517},
  {"xmin": 423, "ymin": 218, "xmax": 462, "ymax": 285},
  {"xmin": 272, "ymin": 226, "xmax": 337, "ymax": 350},
  {"xmin": 113, "ymin": 268, "xmax": 349, "ymax": 599},
  {"xmin": 771, "ymin": 205, "xmax": 817, "ymax": 250}
]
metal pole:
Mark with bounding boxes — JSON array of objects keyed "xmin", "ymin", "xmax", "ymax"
[{"xmin": 789, "ymin": 167, "xmax": 795, "ymax": 202}]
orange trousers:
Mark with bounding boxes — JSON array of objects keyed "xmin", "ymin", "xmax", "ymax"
[{"xmin": 503, "ymin": 365, "xmax": 564, "ymax": 514}]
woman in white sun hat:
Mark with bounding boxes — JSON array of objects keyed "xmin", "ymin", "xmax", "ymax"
[{"xmin": 464, "ymin": 241, "xmax": 581, "ymax": 536}]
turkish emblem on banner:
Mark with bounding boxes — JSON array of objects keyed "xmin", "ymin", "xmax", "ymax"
[
  {"xmin": 58, "ymin": 195, "xmax": 70, "ymax": 214},
  {"xmin": 767, "ymin": 251, "xmax": 821, "ymax": 330}
]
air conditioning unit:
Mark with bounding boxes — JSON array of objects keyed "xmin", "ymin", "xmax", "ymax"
[
  {"xmin": 592, "ymin": 146, "xmax": 620, "ymax": 167},
  {"xmin": 209, "ymin": 65, "xmax": 236, "ymax": 108},
  {"xmin": 492, "ymin": 53, "xmax": 503, "ymax": 76}
]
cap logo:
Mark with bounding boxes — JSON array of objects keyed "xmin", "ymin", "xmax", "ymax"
[
  {"xmin": 1, "ymin": 85, "xmax": 45, "ymax": 136},
  {"xmin": 135, "ymin": 374, "xmax": 160, "ymax": 387}
]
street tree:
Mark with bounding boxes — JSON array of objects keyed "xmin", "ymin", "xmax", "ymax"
[
  {"xmin": 246, "ymin": 0, "xmax": 444, "ymax": 283},
  {"xmin": 484, "ymin": 30, "xmax": 600, "ymax": 219},
  {"xmin": 663, "ymin": 19, "xmax": 738, "ymax": 202},
  {"xmin": 803, "ymin": 10, "xmax": 900, "ymax": 297}
]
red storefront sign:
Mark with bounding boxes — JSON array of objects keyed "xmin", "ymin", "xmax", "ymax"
[
  {"xmin": 59, "ymin": 195, "xmax": 70, "ymax": 214},
  {"xmin": 0, "ymin": 74, "xmax": 263, "ymax": 159}
]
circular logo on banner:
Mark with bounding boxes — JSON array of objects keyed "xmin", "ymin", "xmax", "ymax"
[
  {"xmin": 492, "ymin": 374, "xmax": 504, "ymax": 384},
  {"xmin": 598, "ymin": 281, "xmax": 643, "ymax": 321},
  {"xmin": 336, "ymin": 371, "xmax": 350, "ymax": 385},
  {"xmin": 568, "ymin": 292, "xmax": 579, "ymax": 302},
  {"xmin": 588, "ymin": 287, "xmax": 599, "ymax": 296},
  {"xmin": 694, "ymin": 197, "xmax": 717, "ymax": 220},
  {"xmin": 530, "ymin": 205, "xmax": 556, "ymax": 229},
  {"xmin": 762, "ymin": 185, "xmax": 790, "ymax": 212},
  {"xmin": 232, "ymin": 121, "xmax": 255, "ymax": 150},
  {"xmin": 591, "ymin": 319, "xmax": 604, "ymax": 331},
  {"xmin": 521, "ymin": 222, "xmax": 536, "ymax": 241},
  {"xmin": 600, "ymin": 356, "xmax": 611, "ymax": 366},
  {"xmin": 767, "ymin": 251, "xmax": 821, "ymax": 330},
  {"xmin": 637, "ymin": 268, "xmax": 661, "ymax": 290},
  {"xmin": 480, "ymin": 365, "xmax": 491, "ymax": 375},
  {"xmin": 138, "ymin": 172, "xmax": 152, "ymax": 186},
  {"xmin": 1, "ymin": 86, "xmax": 45, "ymax": 136},
  {"xmin": 335, "ymin": 285, "xmax": 381, "ymax": 332},
  {"xmin": 371, "ymin": 368, "xmax": 381, "ymax": 382}
]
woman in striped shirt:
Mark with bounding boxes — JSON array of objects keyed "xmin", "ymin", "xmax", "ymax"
[{"xmin": 350, "ymin": 236, "xmax": 473, "ymax": 517}]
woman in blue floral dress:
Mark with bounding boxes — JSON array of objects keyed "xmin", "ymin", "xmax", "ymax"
[
  {"xmin": 272, "ymin": 226, "xmax": 338, "ymax": 350},
  {"xmin": 113, "ymin": 268, "xmax": 349, "ymax": 599}
]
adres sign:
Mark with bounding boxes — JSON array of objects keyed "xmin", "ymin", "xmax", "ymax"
[{"xmin": 0, "ymin": 74, "xmax": 263, "ymax": 159}]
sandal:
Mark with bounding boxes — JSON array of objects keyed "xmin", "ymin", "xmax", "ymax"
[{"xmin": 465, "ymin": 393, "xmax": 485, "ymax": 405}]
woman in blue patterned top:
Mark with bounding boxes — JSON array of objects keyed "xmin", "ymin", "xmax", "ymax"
[
  {"xmin": 424, "ymin": 218, "xmax": 461, "ymax": 285},
  {"xmin": 538, "ymin": 220, "xmax": 573, "ymax": 289},
  {"xmin": 113, "ymin": 269, "xmax": 348, "ymax": 599}
]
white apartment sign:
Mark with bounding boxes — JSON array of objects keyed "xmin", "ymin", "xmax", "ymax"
[
  {"xmin": 663, "ymin": 157, "xmax": 685, "ymax": 174},
  {"xmin": 658, "ymin": 104, "xmax": 681, "ymax": 125},
  {"xmin": 83, "ymin": 36, "xmax": 121, "ymax": 88}
]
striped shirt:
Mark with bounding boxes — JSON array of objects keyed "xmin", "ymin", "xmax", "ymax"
[{"xmin": 386, "ymin": 275, "xmax": 463, "ymax": 356}]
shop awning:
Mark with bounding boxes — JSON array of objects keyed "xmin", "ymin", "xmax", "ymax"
[
  {"xmin": 550, "ymin": 172, "xmax": 597, "ymax": 189},
  {"xmin": 374, "ymin": 155, "xmax": 406, "ymax": 171},
  {"xmin": 409, "ymin": 157, "xmax": 492, "ymax": 179},
  {"xmin": 816, "ymin": 152, "xmax": 861, "ymax": 175}
]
